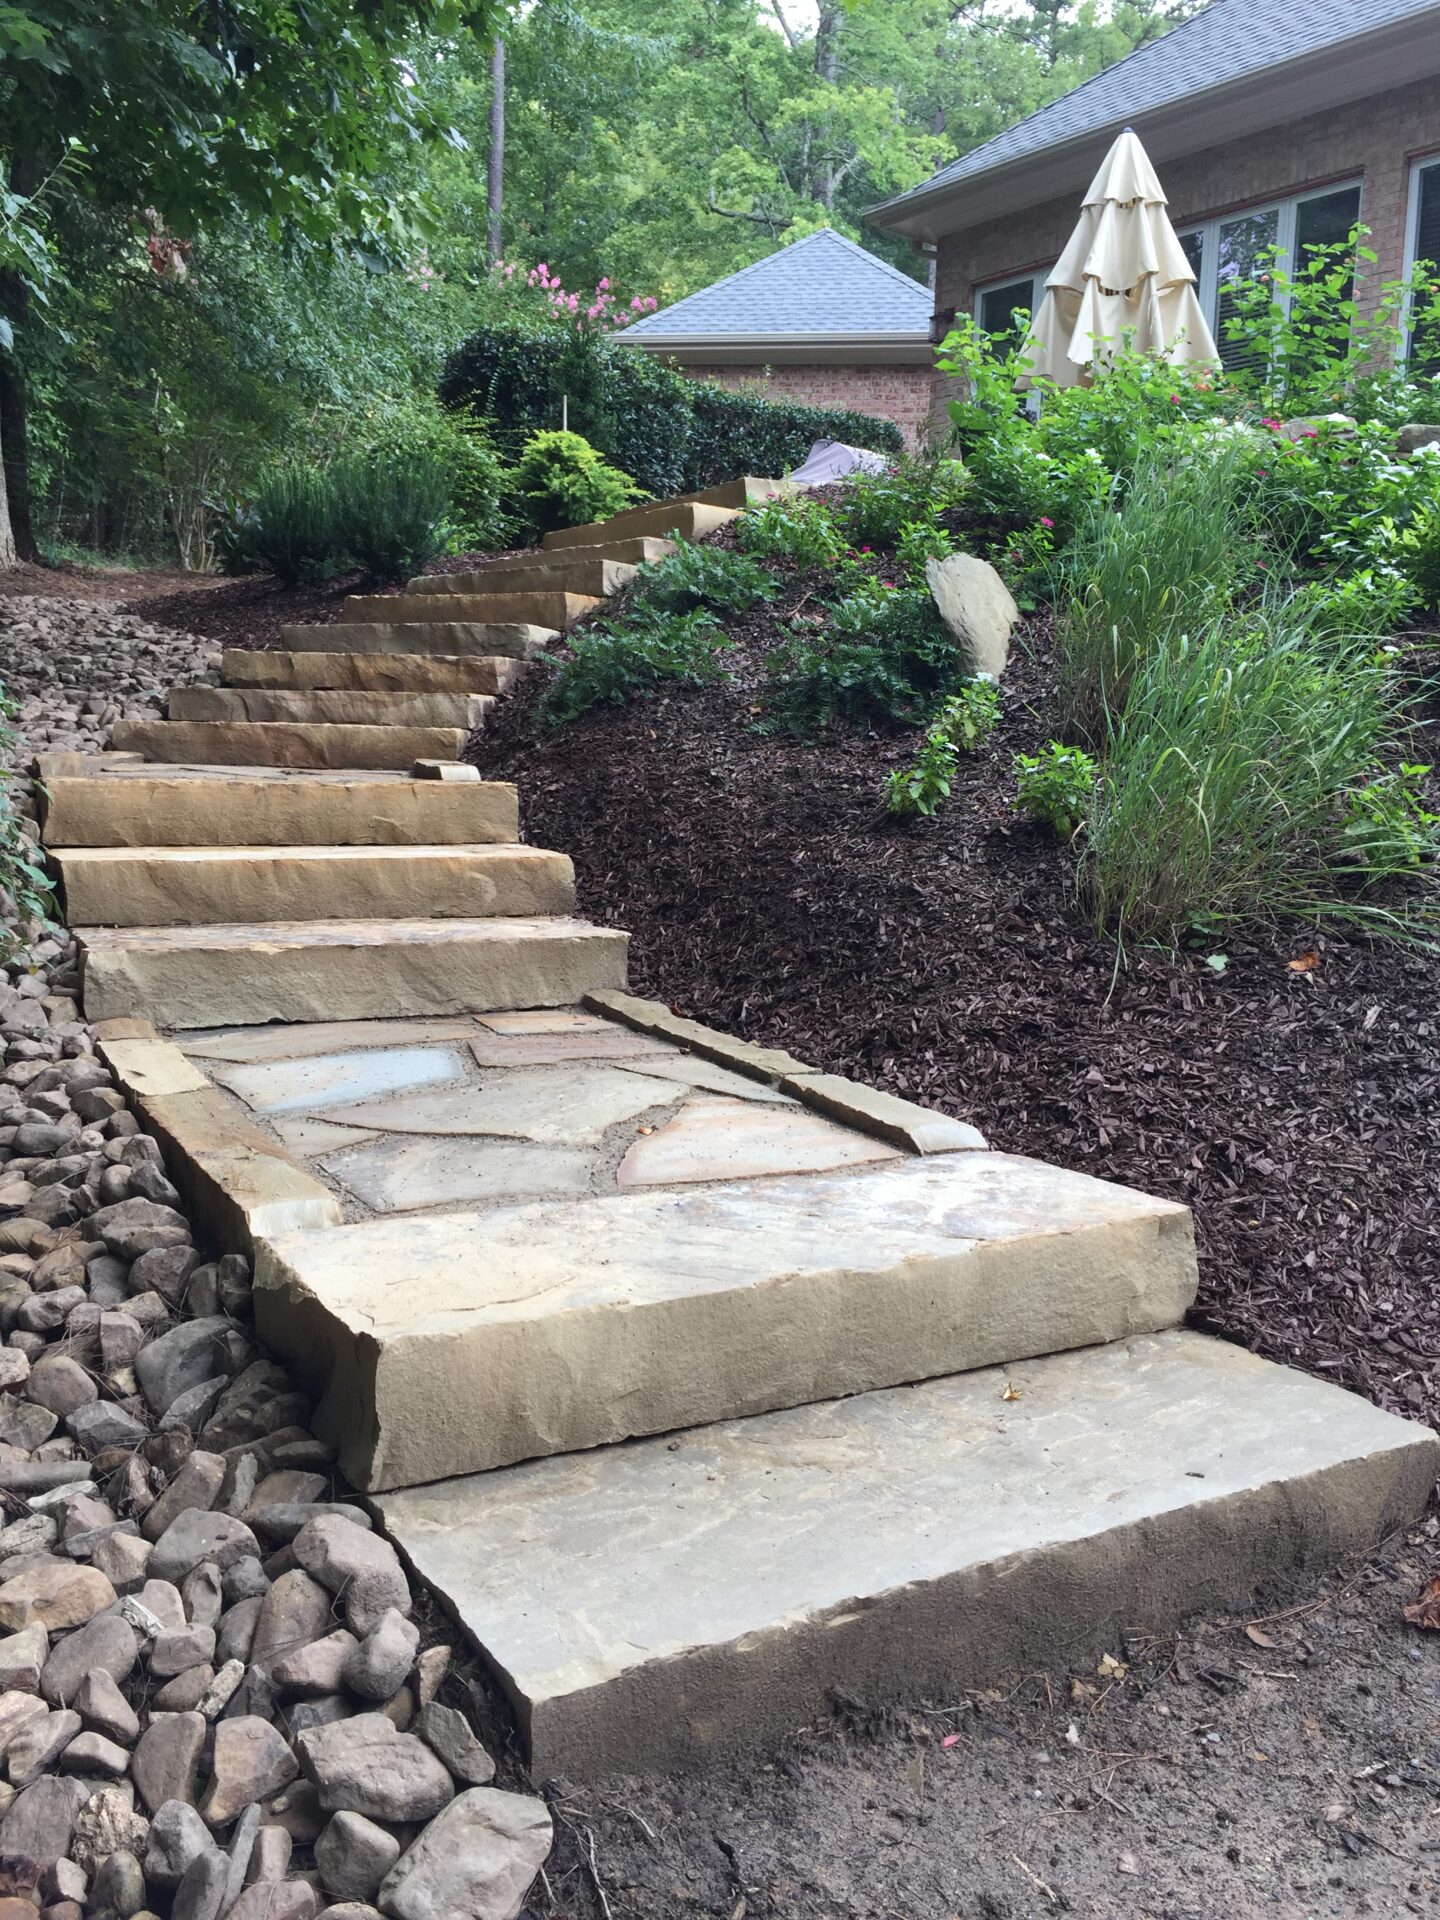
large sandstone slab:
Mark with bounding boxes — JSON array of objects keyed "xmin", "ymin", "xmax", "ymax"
[
  {"xmin": 280, "ymin": 621, "xmax": 552, "ymax": 658},
  {"xmin": 543, "ymin": 501, "xmax": 739, "ymax": 551},
  {"xmin": 409, "ymin": 537, "xmax": 674, "ymax": 589},
  {"xmin": 254, "ymin": 1152, "xmax": 1196, "ymax": 1491},
  {"xmin": 40, "ymin": 766, "xmax": 519, "ymax": 849},
  {"xmin": 398, "ymin": 559, "xmax": 636, "ymax": 600},
  {"xmin": 342, "ymin": 593, "xmax": 597, "ymax": 631},
  {"xmin": 377, "ymin": 1331, "xmax": 1440, "ymax": 1778},
  {"xmin": 77, "ymin": 916, "xmax": 628, "ymax": 1028},
  {"xmin": 221, "ymin": 651, "xmax": 523, "ymax": 695},
  {"xmin": 168, "ymin": 686, "xmax": 493, "ymax": 729},
  {"xmin": 56, "ymin": 844, "xmax": 574, "ymax": 927},
  {"xmin": 109, "ymin": 720, "xmax": 466, "ymax": 771}
]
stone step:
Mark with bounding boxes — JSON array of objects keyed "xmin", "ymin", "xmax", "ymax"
[
  {"xmin": 279, "ymin": 623, "xmax": 553, "ymax": 660},
  {"xmin": 374, "ymin": 1330, "xmax": 1440, "ymax": 1778},
  {"xmin": 222, "ymin": 652, "xmax": 524, "ymax": 696},
  {"xmin": 109, "ymin": 719, "xmax": 466, "ymax": 771},
  {"xmin": 342, "ymin": 593, "xmax": 598, "ymax": 631},
  {"xmin": 168, "ymin": 686, "xmax": 494, "ymax": 730},
  {"xmin": 39, "ymin": 765, "xmax": 518, "ymax": 850},
  {"xmin": 408, "ymin": 537, "xmax": 674, "ymax": 590},
  {"xmin": 395, "ymin": 559, "xmax": 636, "ymax": 600},
  {"xmin": 76, "ymin": 916, "xmax": 628, "ymax": 1027},
  {"xmin": 55, "ymin": 844, "xmax": 574, "ymax": 928},
  {"xmin": 542, "ymin": 502, "xmax": 739, "ymax": 552},
  {"xmin": 254, "ymin": 1151, "xmax": 1197, "ymax": 1492},
  {"xmin": 684, "ymin": 476, "xmax": 798, "ymax": 511}
]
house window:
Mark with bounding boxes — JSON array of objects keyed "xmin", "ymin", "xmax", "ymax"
[
  {"xmin": 1404, "ymin": 156, "xmax": 1440, "ymax": 376},
  {"xmin": 976, "ymin": 275, "xmax": 1039, "ymax": 349},
  {"xmin": 1179, "ymin": 181, "xmax": 1362, "ymax": 368}
]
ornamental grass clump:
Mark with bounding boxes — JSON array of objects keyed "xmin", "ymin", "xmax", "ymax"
[
  {"xmin": 1056, "ymin": 450, "xmax": 1253, "ymax": 744},
  {"xmin": 1081, "ymin": 603, "xmax": 1437, "ymax": 945}
]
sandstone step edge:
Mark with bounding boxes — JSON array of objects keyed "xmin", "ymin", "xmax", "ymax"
[
  {"xmin": 253, "ymin": 1151, "xmax": 1197, "ymax": 1491},
  {"xmin": 168, "ymin": 686, "xmax": 495, "ymax": 730},
  {"xmin": 408, "ymin": 537, "xmax": 675, "ymax": 590},
  {"xmin": 279, "ymin": 622, "xmax": 555, "ymax": 660},
  {"xmin": 375, "ymin": 1329, "xmax": 1440, "ymax": 1778},
  {"xmin": 542, "ymin": 502, "xmax": 739, "ymax": 552},
  {"xmin": 53, "ymin": 843, "xmax": 576, "ymax": 929},
  {"xmin": 110, "ymin": 719, "xmax": 468, "ymax": 772},
  {"xmin": 75, "ymin": 915, "xmax": 630, "ymax": 1028},
  {"xmin": 341, "ymin": 593, "xmax": 598, "ymax": 632},
  {"xmin": 221, "ymin": 652, "xmax": 525, "ymax": 696},
  {"xmin": 39, "ymin": 769, "xmax": 520, "ymax": 850},
  {"xmin": 94, "ymin": 1019, "xmax": 340, "ymax": 1254},
  {"xmin": 395, "ymin": 560, "xmax": 636, "ymax": 600}
]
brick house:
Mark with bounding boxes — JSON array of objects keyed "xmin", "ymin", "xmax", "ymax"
[
  {"xmin": 868, "ymin": 0, "xmax": 1440, "ymax": 423},
  {"xmin": 618, "ymin": 228, "xmax": 934, "ymax": 447}
]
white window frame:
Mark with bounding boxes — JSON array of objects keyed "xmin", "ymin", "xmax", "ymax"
[
  {"xmin": 1178, "ymin": 178, "xmax": 1364, "ymax": 340},
  {"xmin": 972, "ymin": 269, "xmax": 1047, "ymax": 336},
  {"xmin": 1402, "ymin": 152, "xmax": 1440, "ymax": 360}
]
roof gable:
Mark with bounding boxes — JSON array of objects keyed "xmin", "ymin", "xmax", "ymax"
[
  {"xmin": 873, "ymin": 0, "xmax": 1440, "ymax": 222},
  {"xmin": 622, "ymin": 228, "xmax": 931, "ymax": 340}
]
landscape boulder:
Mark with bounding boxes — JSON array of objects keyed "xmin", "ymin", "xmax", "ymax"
[{"xmin": 925, "ymin": 553, "xmax": 1017, "ymax": 680}]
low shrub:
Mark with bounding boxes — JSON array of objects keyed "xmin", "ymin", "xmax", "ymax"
[
  {"xmin": 222, "ymin": 466, "xmax": 346, "ymax": 584},
  {"xmin": 509, "ymin": 430, "xmax": 646, "ymax": 536},
  {"xmin": 1397, "ymin": 502, "xmax": 1440, "ymax": 611},
  {"xmin": 884, "ymin": 681, "xmax": 1001, "ymax": 818},
  {"xmin": 1014, "ymin": 742, "xmax": 1098, "ymax": 839},
  {"xmin": 359, "ymin": 410, "xmax": 514, "ymax": 553},
  {"xmin": 542, "ymin": 604, "xmax": 733, "ymax": 727},
  {"xmin": 838, "ymin": 456, "xmax": 968, "ymax": 550},
  {"xmin": 763, "ymin": 583, "xmax": 965, "ymax": 738},
  {"xmin": 332, "ymin": 451, "xmax": 453, "ymax": 585},
  {"xmin": 637, "ymin": 540, "xmax": 776, "ymax": 615},
  {"xmin": 736, "ymin": 496, "xmax": 847, "ymax": 568},
  {"xmin": 1285, "ymin": 567, "xmax": 1419, "ymax": 646},
  {"xmin": 1081, "ymin": 609, "xmax": 1434, "ymax": 943}
]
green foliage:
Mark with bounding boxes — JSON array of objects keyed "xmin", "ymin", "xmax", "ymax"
[
  {"xmin": 226, "ymin": 466, "xmax": 347, "ymax": 586},
  {"xmin": 1286, "ymin": 567, "xmax": 1419, "ymax": 645},
  {"xmin": 543, "ymin": 604, "xmax": 732, "ymax": 726},
  {"xmin": 895, "ymin": 518, "xmax": 956, "ymax": 577},
  {"xmin": 1343, "ymin": 764, "xmax": 1440, "ymax": 874},
  {"xmin": 1395, "ymin": 501, "xmax": 1440, "ymax": 612},
  {"xmin": 1056, "ymin": 452, "xmax": 1253, "ymax": 743},
  {"xmin": 1081, "ymin": 608, "xmax": 1432, "ymax": 942},
  {"xmin": 737, "ymin": 496, "xmax": 848, "ymax": 568},
  {"xmin": 1015, "ymin": 742, "xmax": 1099, "ymax": 840},
  {"xmin": 439, "ymin": 323, "xmax": 902, "ymax": 499},
  {"xmin": 509, "ymin": 430, "xmax": 646, "ymax": 535},
  {"xmin": 884, "ymin": 680, "xmax": 1001, "ymax": 818},
  {"xmin": 0, "ymin": 697, "xmax": 55, "ymax": 954},
  {"xmin": 360, "ymin": 408, "xmax": 514, "ymax": 553},
  {"xmin": 762, "ymin": 582, "xmax": 965, "ymax": 738},
  {"xmin": 332, "ymin": 450, "xmax": 452, "ymax": 585},
  {"xmin": 637, "ymin": 540, "xmax": 776, "ymax": 615},
  {"xmin": 839, "ymin": 455, "xmax": 967, "ymax": 550}
]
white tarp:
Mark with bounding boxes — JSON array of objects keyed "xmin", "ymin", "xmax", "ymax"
[{"xmin": 786, "ymin": 438, "xmax": 892, "ymax": 483}]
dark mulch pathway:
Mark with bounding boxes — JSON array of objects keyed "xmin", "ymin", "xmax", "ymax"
[{"xmin": 477, "ymin": 592, "xmax": 1440, "ymax": 1438}]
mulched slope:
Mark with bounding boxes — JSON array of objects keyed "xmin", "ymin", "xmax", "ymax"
[{"xmin": 477, "ymin": 584, "xmax": 1440, "ymax": 1436}]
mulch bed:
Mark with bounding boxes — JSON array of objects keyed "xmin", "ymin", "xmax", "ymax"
[{"xmin": 475, "ymin": 583, "xmax": 1440, "ymax": 1438}]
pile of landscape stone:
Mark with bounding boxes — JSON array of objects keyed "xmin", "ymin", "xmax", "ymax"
[
  {"xmin": 0, "ymin": 815, "xmax": 552, "ymax": 1914},
  {"xmin": 0, "ymin": 603, "xmax": 213, "ymax": 771}
]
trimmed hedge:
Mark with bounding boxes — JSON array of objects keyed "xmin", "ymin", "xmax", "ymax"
[{"xmin": 438, "ymin": 323, "xmax": 904, "ymax": 498}]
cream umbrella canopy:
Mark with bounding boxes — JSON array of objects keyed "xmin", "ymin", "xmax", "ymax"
[{"xmin": 1017, "ymin": 127, "xmax": 1218, "ymax": 388}]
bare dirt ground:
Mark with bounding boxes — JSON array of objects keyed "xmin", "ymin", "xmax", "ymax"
[{"xmin": 0, "ymin": 557, "xmax": 233, "ymax": 606}]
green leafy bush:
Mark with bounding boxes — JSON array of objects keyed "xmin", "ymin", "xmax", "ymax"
[
  {"xmin": 440, "ymin": 323, "xmax": 902, "ymax": 499},
  {"xmin": 1015, "ymin": 742, "xmax": 1099, "ymax": 839},
  {"xmin": 1396, "ymin": 501, "xmax": 1440, "ymax": 611},
  {"xmin": 543, "ymin": 605, "xmax": 733, "ymax": 727},
  {"xmin": 1343, "ymin": 763, "xmax": 1440, "ymax": 873},
  {"xmin": 763, "ymin": 583, "xmax": 965, "ymax": 738},
  {"xmin": 637, "ymin": 540, "xmax": 776, "ymax": 615},
  {"xmin": 839, "ymin": 456, "xmax": 968, "ymax": 550},
  {"xmin": 510, "ymin": 430, "xmax": 646, "ymax": 535},
  {"xmin": 1081, "ymin": 609, "xmax": 1431, "ymax": 942},
  {"xmin": 223, "ymin": 466, "xmax": 346, "ymax": 585},
  {"xmin": 0, "ymin": 699, "xmax": 55, "ymax": 957},
  {"xmin": 737, "ymin": 497, "xmax": 847, "ymax": 568},
  {"xmin": 1286, "ymin": 567, "xmax": 1419, "ymax": 645},
  {"xmin": 884, "ymin": 681, "xmax": 1001, "ymax": 818},
  {"xmin": 331, "ymin": 451, "xmax": 453, "ymax": 585},
  {"xmin": 359, "ymin": 409, "xmax": 514, "ymax": 553}
]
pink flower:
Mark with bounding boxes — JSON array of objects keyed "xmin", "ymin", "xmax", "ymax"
[
  {"xmin": 1260, "ymin": 417, "xmax": 1283, "ymax": 430},
  {"xmin": 598, "ymin": 277, "xmax": 610, "ymax": 291},
  {"xmin": 1039, "ymin": 516, "xmax": 1055, "ymax": 529},
  {"xmin": 1169, "ymin": 393, "xmax": 1181, "ymax": 404},
  {"xmin": 1257, "ymin": 469, "xmax": 1267, "ymax": 478}
]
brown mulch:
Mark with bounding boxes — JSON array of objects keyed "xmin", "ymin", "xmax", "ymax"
[{"xmin": 475, "ymin": 587, "xmax": 1440, "ymax": 1439}]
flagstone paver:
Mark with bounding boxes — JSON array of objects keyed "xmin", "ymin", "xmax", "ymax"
[
  {"xmin": 615, "ymin": 1096, "xmax": 900, "ymax": 1185},
  {"xmin": 211, "ymin": 1045, "xmax": 469, "ymax": 1115},
  {"xmin": 323, "ymin": 1135, "xmax": 595, "ymax": 1214}
]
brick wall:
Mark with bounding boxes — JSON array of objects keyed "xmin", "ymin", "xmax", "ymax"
[
  {"xmin": 680, "ymin": 362, "xmax": 934, "ymax": 449},
  {"xmin": 929, "ymin": 73, "xmax": 1440, "ymax": 425}
]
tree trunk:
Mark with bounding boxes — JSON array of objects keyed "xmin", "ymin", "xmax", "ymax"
[
  {"xmin": 0, "ymin": 335, "xmax": 38, "ymax": 566},
  {"xmin": 485, "ymin": 35, "xmax": 506, "ymax": 268},
  {"xmin": 0, "ymin": 409, "xmax": 16, "ymax": 573},
  {"xmin": 814, "ymin": 4, "xmax": 843, "ymax": 210}
]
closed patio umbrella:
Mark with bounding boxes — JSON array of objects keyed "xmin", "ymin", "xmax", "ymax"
[{"xmin": 1017, "ymin": 127, "xmax": 1218, "ymax": 388}]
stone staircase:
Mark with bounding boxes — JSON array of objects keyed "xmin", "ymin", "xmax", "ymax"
[{"xmin": 35, "ymin": 477, "xmax": 1440, "ymax": 1788}]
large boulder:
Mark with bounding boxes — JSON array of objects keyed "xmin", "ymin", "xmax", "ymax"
[
  {"xmin": 1397, "ymin": 422, "xmax": 1440, "ymax": 456},
  {"xmin": 925, "ymin": 553, "xmax": 1017, "ymax": 680}
]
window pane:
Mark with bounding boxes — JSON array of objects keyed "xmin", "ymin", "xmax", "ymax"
[
  {"xmin": 1179, "ymin": 229, "xmax": 1204, "ymax": 282},
  {"xmin": 1216, "ymin": 208, "xmax": 1280, "ymax": 371},
  {"xmin": 979, "ymin": 277, "xmax": 1034, "ymax": 347},
  {"xmin": 1412, "ymin": 163, "xmax": 1440, "ymax": 378},
  {"xmin": 1295, "ymin": 185, "xmax": 1361, "ymax": 266}
]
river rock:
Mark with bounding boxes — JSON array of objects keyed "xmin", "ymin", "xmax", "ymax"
[
  {"xmin": 201, "ymin": 1715, "xmax": 297, "ymax": 1826},
  {"xmin": 344, "ymin": 1610, "xmax": 418, "ymax": 1703},
  {"xmin": 41, "ymin": 1609, "xmax": 137, "ymax": 1705},
  {"xmin": 418, "ymin": 1702, "xmax": 496, "ymax": 1786},
  {"xmin": 0, "ymin": 1562, "xmax": 114, "ymax": 1631},
  {"xmin": 376, "ymin": 1787, "xmax": 553, "ymax": 1920},
  {"xmin": 316, "ymin": 1810, "xmax": 400, "ymax": 1901},
  {"xmin": 133, "ymin": 1712, "xmax": 205, "ymax": 1812},
  {"xmin": 296, "ymin": 1713, "xmax": 453, "ymax": 1823},
  {"xmin": 293, "ymin": 1516, "xmax": 409, "ymax": 1636}
]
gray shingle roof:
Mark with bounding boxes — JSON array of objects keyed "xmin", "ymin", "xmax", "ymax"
[
  {"xmin": 622, "ymin": 228, "xmax": 931, "ymax": 340},
  {"xmin": 874, "ymin": 0, "xmax": 1440, "ymax": 215}
]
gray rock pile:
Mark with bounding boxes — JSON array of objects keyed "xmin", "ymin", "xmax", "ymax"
[
  {"xmin": 0, "ymin": 929, "xmax": 552, "ymax": 1914},
  {"xmin": 0, "ymin": 601, "xmax": 215, "ymax": 770}
]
